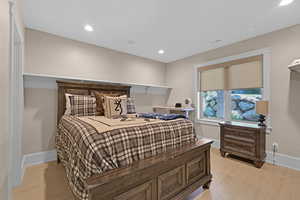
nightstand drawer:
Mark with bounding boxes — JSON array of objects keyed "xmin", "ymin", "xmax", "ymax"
[
  {"xmin": 224, "ymin": 127, "xmax": 256, "ymax": 140},
  {"xmin": 224, "ymin": 134, "xmax": 255, "ymax": 144},
  {"xmin": 223, "ymin": 138, "xmax": 256, "ymax": 157}
]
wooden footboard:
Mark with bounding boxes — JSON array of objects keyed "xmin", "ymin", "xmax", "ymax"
[{"xmin": 85, "ymin": 139, "xmax": 213, "ymax": 200}]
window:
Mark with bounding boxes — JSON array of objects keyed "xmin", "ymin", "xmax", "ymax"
[
  {"xmin": 200, "ymin": 89, "xmax": 262, "ymax": 122},
  {"xmin": 201, "ymin": 90, "xmax": 224, "ymax": 119},
  {"xmin": 231, "ymin": 89, "xmax": 262, "ymax": 122},
  {"xmin": 196, "ymin": 50, "xmax": 270, "ymax": 125}
]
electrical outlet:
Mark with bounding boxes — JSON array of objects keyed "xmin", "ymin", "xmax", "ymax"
[{"xmin": 272, "ymin": 143, "xmax": 279, "ymax": 152}]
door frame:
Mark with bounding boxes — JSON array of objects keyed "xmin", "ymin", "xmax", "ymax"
[{"xmin": 8, "ymin": 0, "xmax": 24, "ymax": 194}]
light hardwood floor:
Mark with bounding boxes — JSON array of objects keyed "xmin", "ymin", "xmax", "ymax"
[{"xmin": 13, "ymin": 148, "xmax": 300, "ymax": 200}]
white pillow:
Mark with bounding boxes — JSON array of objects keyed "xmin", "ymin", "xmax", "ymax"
[{"xmin": 64, "ymin": 93, "xmax": 73, "ymax": 115}]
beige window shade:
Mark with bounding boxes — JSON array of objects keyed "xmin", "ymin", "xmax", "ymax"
[
  {"xmin": 227, "ymin": 60, "xmax": 263, "ymax": 90},
  {"xmin": 200, "ymin": 68, "xmax": 225, "ymax": 91},
  {"xmin": 199, "ymin": 55, "xmax": 263, "ymax": 91}
]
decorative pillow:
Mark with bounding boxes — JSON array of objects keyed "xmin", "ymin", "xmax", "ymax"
[
  {"xmin": 127, "ymin": 98, "xmax": 136, "ymax": 114},
  {"xmin": 65, "ymin": 93, "xmax": 89, "ymax": 115},
  {"xmin": 69, "ymin": 95, "xmax": 96, "ymax": 117},
  {"xmin": 103, "ymin": 96, "xmax": 127, "ymax": 118},
  {"xmin": 92, "ymin": 91, "xmax": 119, "ymax": 116},
  {"xmin": 64, "ymin": 93, "xmax": 73, "ymax": 115}
]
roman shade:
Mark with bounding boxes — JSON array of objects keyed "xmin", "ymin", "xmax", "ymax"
[
  {"xmin": 200, "ymin": 68, "xmax": 225, "ymax": 91},
  {"xmin": 227, "ymin": 60, "xmax": 263, "ymax": 89},
  {"xmin": 199, "ymin": 55, "xmax": 263, "ymax": 91}
]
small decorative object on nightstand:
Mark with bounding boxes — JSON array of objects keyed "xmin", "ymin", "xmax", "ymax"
[
  {"xmin": 185, "ymin": 98, "xmax": 192, "ymax": 108},
  {"xmin": 219, "ymin": 121, "xmax": 266, "ymax": 168},
  {"xmin": 256, "ymin": 100, "xmax": 269, "ymax": 127}
]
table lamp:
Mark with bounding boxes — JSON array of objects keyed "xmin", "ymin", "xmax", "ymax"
[{"xmin": 256, "ymin": 101, "xmax": 269, "ymax": 126}]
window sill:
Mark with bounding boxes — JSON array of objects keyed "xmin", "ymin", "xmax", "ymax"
[
  {"xmin": 195, "ymin": 118, "xmax": 272, "ymax": 134},
  {"xmin": 195, "ymin": 119, "xmax": 221, "ymax": 126}
]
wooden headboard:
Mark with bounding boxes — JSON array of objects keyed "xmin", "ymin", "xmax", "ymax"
[{"xmin": 57, "ymin": 81, "xmax": 131, "ymax": 124}]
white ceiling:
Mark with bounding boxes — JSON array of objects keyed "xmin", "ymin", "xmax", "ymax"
[{"xmin": 23, "ymin": 0, "xmax": 300, "ymax": 63}]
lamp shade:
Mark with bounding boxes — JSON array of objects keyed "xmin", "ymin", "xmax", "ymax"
[{"xmin": 256, "ymin": 101, "xmax": 269, "ymax": 115}]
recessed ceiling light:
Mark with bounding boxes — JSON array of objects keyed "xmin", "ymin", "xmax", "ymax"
[
  {"xmin": 158, "ymin": 49, "xmax": 165, "ymax": 54},
  {"xmin": 279, "ymin": 0, "xmax": 294, "ymax": 6},
  {"xmin": 84, "ymin": 24, "xmax": 94, "ymax": 32}
]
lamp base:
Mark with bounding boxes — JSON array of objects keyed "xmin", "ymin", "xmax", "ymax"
[{"xmin": 258, "ymin": 114, "xmax": 266, "ymax": 127}]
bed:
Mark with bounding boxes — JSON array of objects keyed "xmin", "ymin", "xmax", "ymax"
[{"xmin": 56, "ymin": 81, "xmax": 213, "ymax": 200}]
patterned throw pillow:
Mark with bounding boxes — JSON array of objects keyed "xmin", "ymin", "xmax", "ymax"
[
  {"xmin": 69, "ymin": 95, "xmax": 96, "ymax": 117},
  {"xmin": 103, "ymin": 96, "xmax": 127, "ymax": 118},
  {"xmin": 92, "ymin": 91, "xmax": 121, "ymax": 116},
  {"xmin": 127, "ymin": 98, "xmax": 136, "ymax": 114}
]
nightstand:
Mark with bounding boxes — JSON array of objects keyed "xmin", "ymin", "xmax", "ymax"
[{"xmin": 219, "ymin": 121, "xmax": 266, "ymax": 168}]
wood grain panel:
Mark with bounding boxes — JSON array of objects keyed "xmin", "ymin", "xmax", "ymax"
[
  {"xmin": 88, "ymin": 141, "xmax": 212, "ymax": 200},
  {"xmin": 65, "ymin": 89, "xmax": 89, "ymax": 95},
  {"xmin": 223, "ymin": 139, "xmax": 256, "ymax": 157},
  {"xmin": 224, "ymin": 127, "xmax": 256, "ymax": 141},
  {"xmin": 186, "ymin": 154, "xmax": 206, "ymax": 185},
  {"xmin": 158, "ymin": 165, "xmax": 186, "ymax": 200},
  {"xmin": 113, "ymin": 181, "xmax": 154, "ymax": 200}
]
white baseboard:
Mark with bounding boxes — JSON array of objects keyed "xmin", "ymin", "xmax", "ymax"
[
  {"xmin": 21, "ymin": 150, "xmax": 57, "ymax": 181},
  {"xmin": 203, "ymin": 137, "xmax": 300, "ymax": 171},
  {"xmin": 266, "ymin": 152, "xmax": 300, "ymax": 171}
]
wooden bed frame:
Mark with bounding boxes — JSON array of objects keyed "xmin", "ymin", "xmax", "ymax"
[{"xmin": 57, "ymin": 81, "xmax": 213, "ymax": 200}]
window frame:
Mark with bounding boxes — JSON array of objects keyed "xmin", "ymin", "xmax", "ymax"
[{"xmin": 194, "ymin": 48, "xmax": 271, "ymax": 128}]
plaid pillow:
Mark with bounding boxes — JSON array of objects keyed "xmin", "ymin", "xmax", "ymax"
[
  {"xmin": 127, "ymin": 98, "xmax": 136, "ymax": 114},
  {"xmin": 69, "ymin": 95, "xmax": 96, "ymax": 117}
]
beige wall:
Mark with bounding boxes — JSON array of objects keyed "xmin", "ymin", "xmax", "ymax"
[
  {"xmin": 23, "ymin": 86, "xmax": 58, "ymax": 155},
  {"xmin": 23, "ymin": 77, "xmax": 168, "ymax": 155},
  {"xmin": 0, "ymin": 0, "xmax": 10, "ymax": 198},
  {"xmin": 23, "ymin": 30, "xmax": 168, "ymax": 155},
  {"xmin": 25, "ymin": 29, "xmax": 166, "ymax": 86},
  {"xmin": 166, "ymin": 25, "xmax": 300, "ymax": 158}
]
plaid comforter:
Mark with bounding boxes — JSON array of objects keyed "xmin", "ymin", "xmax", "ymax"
[{"xmin": 56, "ymin": 116, "xmax": 196, "ymax": 200}]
